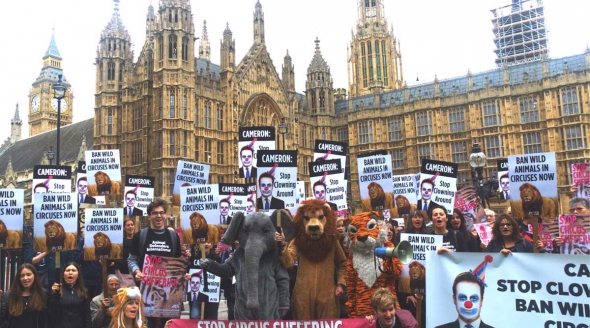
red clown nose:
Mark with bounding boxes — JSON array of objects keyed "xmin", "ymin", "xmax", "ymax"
[{"xmin": 465, "ymin": 301, "xmax": 473, "ymax": 308}]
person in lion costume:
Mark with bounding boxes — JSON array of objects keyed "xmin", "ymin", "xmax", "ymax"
[
  {"xmin": 182, "ymin": 212, "xmax": 220, "ymax": 245},
  {"xmin": 88, "ymin": 171, "xmax": 121, "ymax": 196},
  {"xmin": 395, "ymin": 195, "xmax": 417, "ymax": 217},
  {"xmin": 33, "ymin": 220, "xmax": 77, "ymax": 252},
  {"xmin": 510, "ymin": 183, "xmax": 557, "ymax": 219},
  {"xmin": 361, "ymin": 182, "xmax": 397, "ymax": 217},
  {"xmin": 344, "ymin": 212, "xmax": 402, "ymax": 318},
  {"xmin": 83, "ymin": 232, "xmax": 123, "ymax": 260},
  {"xmin": 280, "ymin": 199, "xmax": 347, "ymax": 319},
  {"xmin": 0, "ymin": 219, "xmax": 22, "ymax": 249}
]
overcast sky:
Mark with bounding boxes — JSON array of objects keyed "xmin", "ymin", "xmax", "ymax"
[{"xmin": 0, "ymin": 0, "xmax": 588, "ymax": 144}]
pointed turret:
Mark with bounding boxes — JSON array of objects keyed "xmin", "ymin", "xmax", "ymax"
[
  {"xmin": 306, "ymin": 38, "xmax": 334, "ymax": 114},
  {"xmin": 253, "ymin": 0, "xmax": 265, "ymax": 44},
  {"xmin": 220, "ymin": 23, "xmax": 235, "ymax": 75},
  {"xmin": 11, "ymin": 103, "xmax": 22, "ymax": 143},
  {"xmin": 43, "ymin": 32, "xmax": 62, "ymax": 61},
  {"xmin": 199, "ymin": 20, "xmax": 211, "ymax": 61},
  {"xmin": 282, "ymin": 50, "xmax": 295, "ymax": 92}
]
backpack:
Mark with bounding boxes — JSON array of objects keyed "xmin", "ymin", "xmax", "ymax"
[{"xmin": 138, "ymin": 227, "xmax": 178, "ymax": 259}]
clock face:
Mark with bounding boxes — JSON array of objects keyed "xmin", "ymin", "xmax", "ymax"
[
  {"xmin": 31, "ymin": 95, "xmax": 40, "ymax": 112},
  {"xmin": 51, "ymin": 98, "xmax": 68, "ymax": 113}
]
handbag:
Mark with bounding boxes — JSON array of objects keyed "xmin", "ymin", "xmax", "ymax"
[{"xmin": 115, "ymin": 269, "xmax": 136, "ymax": 288}]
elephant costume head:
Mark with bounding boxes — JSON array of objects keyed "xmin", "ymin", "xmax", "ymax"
[{"xmin": 221, "ymin": 210, "xmax": 294, "ymax": 310}]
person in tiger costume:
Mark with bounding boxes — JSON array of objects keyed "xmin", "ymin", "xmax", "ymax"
[{"xmin": 345, "ymin": 212, "xmax": 402, "ymax": 319}]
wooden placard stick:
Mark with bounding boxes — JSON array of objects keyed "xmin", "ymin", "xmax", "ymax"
[
  {"xmin": 200, "ymin": 243, "xmax": 207, "ymax": 320},
  {"xmin": 531, "ymin": 216, "xmax": 540, "ymax": 253},
  {"xmin": 102, "ymin": 258, "xmax": 108, "ymax": 298},
  {"xmin": 55, "ymin": 251, "xmax": 61, "ymax": 283}
]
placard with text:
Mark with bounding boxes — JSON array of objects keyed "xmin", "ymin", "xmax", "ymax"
[
  {"xmin": 313, "ymin": 140, "xmax": 348, "ymax": 173},
  {"xmin": 0, "ymin": 189, "xmax": 24, "ymax": 249},
  {"xmin": 571, "ymin": 163, "xmax": 590, "ymax": 199},
  {"xmin": 124, "ymin": 175, "xmax": 154, "ymax": 216},
  {"xmin": 33, "ymin": 192, "xmax": 78, "ymax": 252},
  {"xmin": 181, "ymin": 184, "xmax": 220, "ymax": 244},
  {"xmin": 256, "ymin": 150, "xmax": 297, "ymax": 211},
  {"xmin": 397, "ymin": 233, "xmax": 442, "ymax": 296},
  {"xmin": 84, "ymin": 208, "xmax": 124, "ymax": 260},
  {"xmin": 238, "ymin": 127, "xmax": 276, "ymax": 179},
  {"xmin": 392, "ymin": 174, "xmax": 418, "ymax": 217},
  {"xmin": 357, "ymin": 152, "xmax": 394, "ymax": 213},
  {"xmin": 497, "ymin": 158, "xmax": 510, "ymax": 199},
  {"xmin": 32, "ymin": 165, "xmax": 72, "ymax": 204},
  {"xmin": 420, "ymin": 159, "xmax": 458, "ymax": 215},
  {"xmin": 309, "ymin": 159, "xmax": 346, "ymax": 212},
  {"xmin": 218, "ymin": 184, "xmax": 256, "ymax": 224},
  {"xmin": 84, "ymin": 150, "xmax": 122, "ymax": 198}
]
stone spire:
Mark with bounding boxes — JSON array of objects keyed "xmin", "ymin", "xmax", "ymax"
[
  {"xmin": 253, "ymin": 0, "xmax": 265, "ymax": 44},
  {"xmin": 10, "ymin": 103, "xmax": 22, "ymax": 143},
  {"xmin": 199, "ymin": 20, "xmax": 211, "ymax": 61}
]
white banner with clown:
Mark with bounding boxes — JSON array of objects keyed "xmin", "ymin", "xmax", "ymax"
[
  {"xmin": 256, "ymin": 150, "xmax": 298, "ymax": 212},
  {"xmin": 309, "ymin": 159, "xmax": 346, "ymax": 212},
  {"xmin": 238, "ymin": 127, "xmax": 276, "ymax": 179},
  {"xmin": 420, "ymin": 159, "xmax": 458, "ymax": 215}
]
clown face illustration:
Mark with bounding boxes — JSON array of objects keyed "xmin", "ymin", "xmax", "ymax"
[
  {"xmin": 241, "ymin": 148, "xmax": 253, "ymax": 168},
  {"xmin": 421, "ymin": 180, "xmax": 434, "ymax": 201},
  {"xmin": 126, "ymin": 193, "xmax": 137, "ymax": 207},
  {"xmin": 259, "ymin": 177, "xmax": 273, "ymax": 197},
  {"xmin": 190, "ymin": 276, "xmax": 201, "ymax": 293},
  {"xmin": 78, "ymin": 179, "xmax": 88, "ymax": 195},
  {"xmin": 246, "ymin": 200, "xmax": 254, "ymax": 214},
  {"xmin": 313, "ymin": 184, "xmax": 327, "ymax": 201},
  {"xmin": 220, "ymin": 200, "xmax": 230, "ymax": 217},
  {"xmin": 383, "ymin": 209, "xmax": 391, "ymax": 220},
  {"xmin": 500, "ymin": 177, "xmax": 510, "ymax": 192},
  {"xmin": 454, "ymin": 281, "xmax": 483, "ymax": 323}
]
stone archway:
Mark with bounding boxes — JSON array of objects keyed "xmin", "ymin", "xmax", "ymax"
[{"xmin": 240, "ymin": 93, "xmax": 283, "ymax": 127}]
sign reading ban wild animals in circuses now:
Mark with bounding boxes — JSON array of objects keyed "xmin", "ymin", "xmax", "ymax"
[
  {"xmin": 124, "ymin": 175, "xmax": 154, "ymax": 216},
  {"xmin": 396, "ymin": 233, "xmax": 443, "ymax": 296},
  {"xmin": 84, "ymin": 208, "xmax": 124, "ymax": 260},
  {"xmin": 313, "ymin": 140, "xmax": 348, "ymax": 173},
  {"xmin": 357, "ymin": 151, "xmax": 395, "ymax": 213},
  {"xmin": 181, "ymin": 184, "xmax": 220, "ymax": 244},
  {"xmin": 32, "ymin": 165, "xmax": 72, "ymax": 204},
  {"xmin": 256, "ymin": 150, "xmax": 298, "ymax": 211},
  {"xmin": 420, "ymin": 159, "xmax": 458, "ymax": 215},
  {"xmin": 391, "ymin": 174, "xmax": 418, "ymax": 217},
  {"xmin": 508, "ymin": 152, "xmax": 558, "ymax": 218},
  {"xmin": 33, "ymin": 192, "xmax": 78, "ymax": 252},
  {"xmin": 84, "ymin": 150, "xmax": 122, "ymax": 197},
  {"xmin": 238, "ymin": 127, "xmax": 276, "ymax": 179},
  {"xmin": 426, "ymin": 253, "xmax": 590, "ymax": 328},
  {"xmin": 140, "ymin": 255, "xmax": 188, "ymax": 318},
  {"xmin": 0, "ymin": 189, "xmax": 24, "ymax": 249},
  {"xmin": 309, "ymin": 159, "xmax": 346, "ymax": 211},
  {"xmin": 218, "ymin": 184, "xmax": 256, "ymax": 222}
]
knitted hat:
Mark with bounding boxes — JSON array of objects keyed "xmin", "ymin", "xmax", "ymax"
[{"xmin": 111, "ymin": 287, "xmax": 146, "ymax": 328}]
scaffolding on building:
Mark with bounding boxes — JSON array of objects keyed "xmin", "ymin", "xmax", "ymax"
[{"xmin": 491, "ymin": 0, "xmax": 548, "ymax": 67}]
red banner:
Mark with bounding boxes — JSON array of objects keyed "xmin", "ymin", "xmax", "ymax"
[{"xmin": 170, "ymin": 319, "xmax": 369, "ymax": 328}]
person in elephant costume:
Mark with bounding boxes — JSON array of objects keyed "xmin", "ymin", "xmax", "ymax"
[{"xmin": 199, "ymin": 210, "xmax": 294, "ymax": 320}]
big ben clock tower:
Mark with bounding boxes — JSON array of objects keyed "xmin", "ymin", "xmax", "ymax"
[{"xmin": 28, "ymin": 32, "xmax": 73, "ymax": 137}]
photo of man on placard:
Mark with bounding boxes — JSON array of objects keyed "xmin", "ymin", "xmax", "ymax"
[
  {"xmin": 123, "ymin": 190, "xmax": 143, "ymax": 216},
  {"xmin": 239, "ymin": 146, "xmax": 257, "ymax": 178},
  {"xmin": 219, "ymin": 198, "xmax": 232, "ymax": 225},
  {"xmin": 312, "ymin": 181, "xmax": 337, "ymax": 211},
  {"xmin": 499, "ymin": 173, "xmax": 510, "ymax": 201},
  {"xmin": 417, "ymin": 178, "xmax": 440, "ymax": 217},
  {"xmin": 77, "ymin": 177, "xmax": 96, "ymax": 204},
  {"xmin": 256, "ymin": 172, "xmax": 284, "ymax": 210}
]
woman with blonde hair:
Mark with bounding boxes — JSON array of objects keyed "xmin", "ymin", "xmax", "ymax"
[
  {"xmin": 109, "ymin": 287, "xmax": 146, "ymax": 328},
  {"xmin": 365, "ymin": 288, "xmax": 418, "ymax": 328}
]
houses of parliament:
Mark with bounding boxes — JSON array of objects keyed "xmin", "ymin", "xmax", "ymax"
[{"xmin": 0, "ymin": 0, "xmax": 588, "ymax": 216}]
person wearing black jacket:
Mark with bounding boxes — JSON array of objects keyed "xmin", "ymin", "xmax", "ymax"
[
  {"xmin": 431, "ymin": 207, "xmax": 468, "ymax": 253},
  {"xmin": 0, "ymin": 264, "xmax": 49, "ymax": 328},
  {"xmin": 450, "ymin": 209, "xmax": 482, "ymax": 252},
  {"xmin": 49, "ymin": 262, "xmax": 91, "ymax": 328}
]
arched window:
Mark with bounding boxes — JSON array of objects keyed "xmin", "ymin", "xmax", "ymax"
[
  {"xmin": 107, "ymin": 109, "xmax": 113, "ymax": 135},
  {"xmin": 319, "ymin": 91, "xmax": 325, "ymax": 108},
  {"xmin": 183, "ymin": 94, "xmax": 187, "ymax": 119},
  {"xmin": 169, "ymin": 11, "xmax": 172, "ymax": 23},
  {"xmin": 169, "ymin": 35, "xmax": 178, "ymax": 59},
  {"xmin": 375, "ymin": 40, "xmax": 381, "ymax": 81},
  {"xmin": 182, "ymin": 37, "xmax": 189, "ymax": 61},
  {"xmin": 382, "ymin": 41, "xmax": 388, "ymax": 86},
  {"xmin": 367, "ymin": 42, "xmax": 373, "ymax": 82},
  {"xmin": 310, "ymin": 91, "xmax": 316, "ymax": 109},
  {"xmin": 175, "ymin": 12, "xmax": 178, "ymax": 23},
  {"xmin": 107, "ymin": 62, "xmax": 115, "ymax": 80},
  {"xmin": 99, "ymin": 63, "xmax": 103, "ymax": 82},
  {"xmin": 361, "ymin": 42, "xmax": 367, "ymax": 87},
  {"xmin": 114, "ymin": 40, "xmax": 117, "ymax": 51},
  {"xmin": 170, "ymin": 92, "xmax": 175, "ymax": 118},
  {"xmin": 119, "ymin": 63, "xmax": 124, "ymax": 82},
  {"xmin": 158, "ymin": 36, "xmax": 163, "ymax": 60}
]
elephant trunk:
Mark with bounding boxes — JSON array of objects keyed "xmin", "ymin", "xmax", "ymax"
[{"xmin": 245, "ymin": 245, "xmax": 264, "ymax": 310}]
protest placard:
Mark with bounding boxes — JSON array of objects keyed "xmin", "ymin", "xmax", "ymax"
[
  {"xmin": 0, "ymin": 189, "xmax": 24, "ymax": 249},
  {"xmin": 392, "ymin": 174, "xmax": 418, "ymax": 217},
  {"xmin": 558, "ymin": 215, "xmax": 589, "ymax": 255},
  {"xmin": 76, "ymin": 161, "xmax": 105, "ymax": 206},
  {"xmin": 571, "ymin": 163, "xmax": 590, "ymax": 199},
  {"xmin": 238, "ymin": 127, "xmax": 276, "ymax": 179},
  {"xmin": 256, "ymin": 150, "xmax": 298, "ymax": 211},
  {"xmin": 397, "ymin": 233, "xmax": 443, "ymax": 298},
  {"xmin": 426, "ymin": 253, "xmax": 589, "ymax": 328},
  {"xmin": 84, "ymin": 150, "xmax": 122, "ymax": 200},
  {"xmin": 420, "ymin": 159, "xmax": 458, "ymax": 215},
  {"xmin": 83, "ymin": 208, "xmax": 123, "ymax": 260},
  {"xmin": 473, "ymin": 223, "xmax": 493, "ymax": 246},
  {"xmin": 140, "ymin": 255, "xmax": 188, "ymax": 318},
  {"xmin": 33, "ymin": 192, "xmax": 78, "ymax": 252},
  {"xmin": 296, "ymin": 181, "xmax": 306, "ymax": 205},
  {"xmin": 309, "ymin": 159, "xmax": 346, "ymax": 212},
  {"xmin": 357, "ymin": 152, "xmax": 394, "ymax": 213},
  {"xmin": 32, "ymin": 165, "xmax": 72, "ymax": 204},
  {"xmin": 497, "ymin": 159, "xmax": 510, "ymax": 200},
  {"xmin": 313, "ymin": 140, "xmax": 348, "ymax": 173},
  {"xmin": 180, "ymin": 184, "xmax": 220, "ymax": 244},
  {"xmin": 508, "ymin": 152, "xmax": 558, "ymax": 218},
  {"xmin": 454, "ymin": 186, "xmax": 487, "ymax": 231},
  {"xmin": 528, "ymin": 222, "xmax": 559, "ymax": 252},
  {"xmin": 124, "ymin": 175, "xmax": 154, "ymax": 216},
  {"xmin": 218, "ymin": 184, "xmax": 256, "ymax": 224},
  {"xmin": 172, "ymin": 161, "xmax": 210, "ymax": 207}
]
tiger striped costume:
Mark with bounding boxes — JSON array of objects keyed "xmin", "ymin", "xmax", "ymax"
[{"xmin": 344, "ymin": 212, "xmax": 402, "ymax": 318}]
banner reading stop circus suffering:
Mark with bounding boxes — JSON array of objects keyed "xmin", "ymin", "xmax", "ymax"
[
  {"xmin": 140, "ymin": 255, "xmax": 188, "ymax": 318},
  {"xmin": 357, "ymin": 151, "xmax": 394, "ymax": 214},
  {"xmin": 170, "ymin": 319, "xmax": 369, "ymax": 328},
  {"xmin": 256, "ymin": 150, "xmax": 298, "ymax": 212},
  {"xmin": 309, "ymin": 159, "xmax": 346, "ymax": 212},
  {"xmin": 33, "ymin": 192, "xmax": 78, "ymax": 252},
  {"xmin": 426, "ymin": 252, "xmax": 589, "ymax": 328},
  {"xmin": 84, "ymin": 208, "xmax": 124, "ymax": 260},
  {"xmin": 0, "ymin": 189, "xmax": 24, "ymax": 249},
  {"xmin": 181, "ymin": 184, "xmax": 220, "ymax": 244},
  {"xmin": 420, "ymin": 159, "xmax": 458, "ymax": 215}
]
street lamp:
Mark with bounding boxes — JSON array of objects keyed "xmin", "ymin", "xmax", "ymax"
[
  {"xmin": 47, "ymin": 146, "xmax": 55, "ymax": 166},
  {"xmin": 278, "ymin": 117, "xmax": 288, "ymax": 150},
  {"xmin": 52, "ymin": 74, "xmax": 67, "ymax": 165},
  {"xmin": 469, "ymin": 141, "xmax": 487, "ymax": 208}
]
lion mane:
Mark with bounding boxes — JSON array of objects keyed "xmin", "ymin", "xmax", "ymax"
[
  {"xmin": 395, "ymin": 195, "xmax": 416, "ymax": 216},
  {"xmin": 293, "ymin": 199, "xmax": 338, "ymax": 263},
  {"xmin": 88, "ymin": 171, "xmax": 121, "ymax": 196},
  {"xmin": 0, "ymin": 219, "xmax": 22, "ymax": 249},
  {"xmin": 519, "ymin": 183, "xmax": 557, "ymax": 218},
  {"xmin": 361, "ymin": 182, "xmax": 396, "ymax": 216},
  {"xmin": 44, "ymin": 220, "xmax": 77, "ymax": 251},
  {"xmin": 409, "ymin": 261, "xmax": 426, "ymax": 293},
  {"xmin": 182, "ymin": 212, "xmax": 219, "ymax": 244}
]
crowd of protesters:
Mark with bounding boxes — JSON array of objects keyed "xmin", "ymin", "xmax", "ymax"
[{"xmin": 1, "ymin": 196, "xmax": 588, "ymax": 328}]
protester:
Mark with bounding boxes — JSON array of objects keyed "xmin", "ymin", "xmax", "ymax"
[
  {"xmin": 113, "ymin": 218, "xmax": 136, "ymax": 287},
  {"xmin": 90, "ymin": 275, "xmax": 121, "ymax": 328},
  {"xmin": 569, "ymin": 197, "xmax": 590, "ymax": 215},
  {"xmin": 186, "ymin": 242, "xmax": 221, "ymax": 319},
  {"xmin": 365, "ymin": 288, "xmax": 418, "ymax": 328},
  {"xmin": 109, "ymin": 287, "xmax": 147, "ymax": 328},
  {"xmin": 127, "ymin": 199, "xmax": 181, "ymax": 328},
  {"xmin": 450, "ymin": 209, "xmax": 481, "ymax": 252},
  {"xmin": 49, "ymin": 262, "xmax": 92, "ymax": 328},
  {"xmin": 485, "ymin": 214, "xmax": 543, "ymax": 254},
  {"xmin": 336, "ymin": 218, "xmax": 350, "ymax": 258},
  {"xmin": 27, "ymin": 247, "xmax": 75, "ymax": 292},
  {"xmin": 397, "ymin": 210, "xmax": 429, "ymax": 244},
  {"xmin": 0, "ymin": 263, "xmax": 49, "ymax": 328},
  {"xmin": 75, "ymin": 238, "xmax": 103, "ymax": 299},
  {"xmin": 386, "ymin": 220, "xmax": 397, "ymax": 244},
  {"xmin": 431, "ymin": 207, "xmax": 467, "ymax": 253},
  {"xmin": 483, "ymin": 209, "xmax": 496, "ymax": 226}
]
